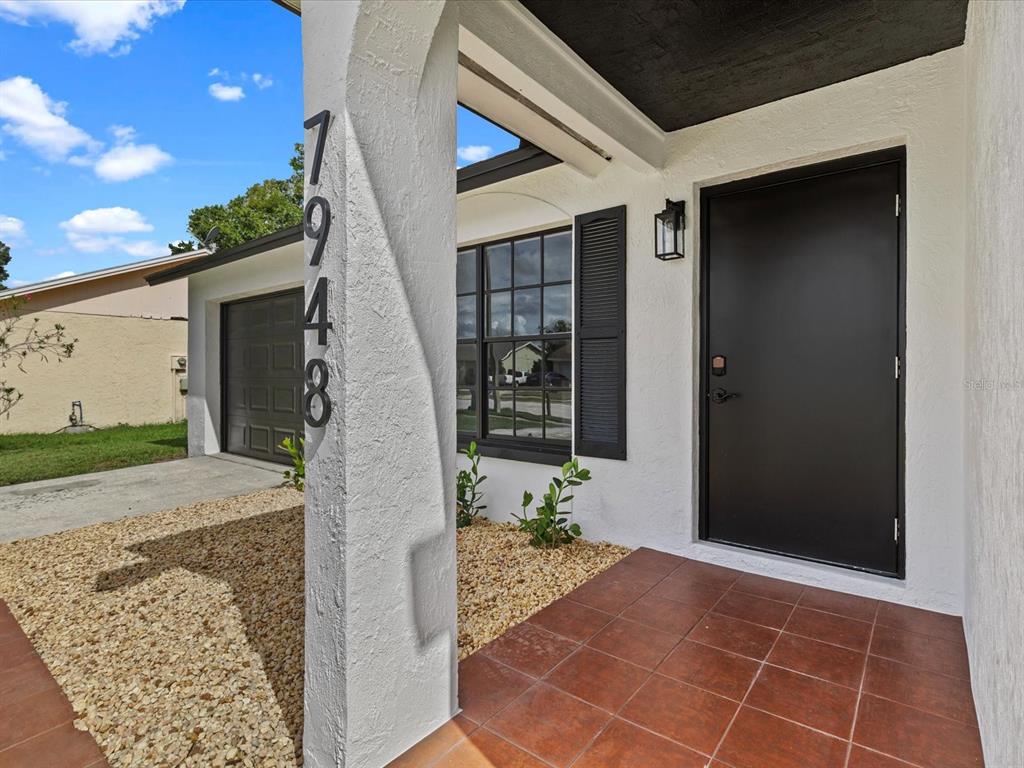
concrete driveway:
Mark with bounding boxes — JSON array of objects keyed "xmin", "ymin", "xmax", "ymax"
[{"xmin": 0, "ymin": 454, "xmax": 286, "ymax": 542}]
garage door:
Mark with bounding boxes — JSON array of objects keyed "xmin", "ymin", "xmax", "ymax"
[{"xmin": 223, "ymin": 289, "xmax": 304, "ymax": 464}]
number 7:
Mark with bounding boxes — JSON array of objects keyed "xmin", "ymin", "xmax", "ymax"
[{"xmin": 304, "ymin": 110, "xmax": 331, "ymax": 185}]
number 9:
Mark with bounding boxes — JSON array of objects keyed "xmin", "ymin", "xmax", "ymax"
[{"xmin": 305, "ymin": 196, "xmax": 331, "ymax": 266}]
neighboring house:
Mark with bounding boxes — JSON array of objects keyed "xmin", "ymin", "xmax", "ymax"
[
  {"xmin": 168, "ymin": 2, "xmax": 1024, "ymax": 766},
  {"xmin": 0, "ymin": 251, "xmax": 205, "ymax": 434},
  {"xmin": 147, "ymin": 227, "xmax": 304, "ymax": 465}
]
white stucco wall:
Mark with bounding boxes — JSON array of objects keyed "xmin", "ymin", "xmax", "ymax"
[
  {"xmin": 963, "ymin": 2, "xmax": 1024, "ymax": 764},
  {"xmin": 302, "ymin": 2, "xmax": 458, "ymax": 767},
  {"xmin": 459, "ymin": 47, "xmax": 967, "ymax": 613},
  {"xmin": 185, "ymin": 243, "xmax": 304, "ymax": 457}
]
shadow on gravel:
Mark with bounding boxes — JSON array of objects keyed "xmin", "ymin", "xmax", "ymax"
[{"xmin": 94, "ymin": 506, "xmax": 304, "ymax": 755}]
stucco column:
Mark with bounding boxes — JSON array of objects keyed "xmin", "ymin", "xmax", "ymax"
[{"xmin": 301, "ymin": 2, "xmax": 458, "ymax": 766}]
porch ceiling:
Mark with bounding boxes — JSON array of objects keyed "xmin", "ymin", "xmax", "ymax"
[{"xmin": 518, "ymin": 0, "xmax": 968, "ymax": 132}]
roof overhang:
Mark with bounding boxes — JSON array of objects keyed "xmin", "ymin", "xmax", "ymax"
[
  {"xmin": 147, "ymin": 226, "xmax": 303, "ymax": 285},
  {"xmin": 0, "ymin": 250, "xmax": 208, "ymax": 300}
]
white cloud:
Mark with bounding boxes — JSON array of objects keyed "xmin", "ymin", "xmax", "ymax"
[
  {"xmin": 95, "ymin": 142, "xmax": 172, "ymax": 181},
  {"xmin": 209, "ymin": 82, "xmax": 244, "ymax": 102},
  {"xmin": 457, "ymin": 145, "xmax": 494, "ymax": 165},
  {"xmin": 60, "ymin": 206, "xmax": 153, "ymax": 234},
  {"xmin": 0, "ymin": 76, "xmax": 98, "ymax": 162},
  {"xmin": 110, "ymin": 124, "xmax": 137, "ymax": 143},
  {"xmin": 252, "ymin": 73, "xmax": 273, "ymax": 90},
  {"xmin": 59, "ymin": 206, "xmax": 165, "ymax": 259},
  {"xmin": 0, "ymin": 214, "xmax": 26, "ymax": 240},
  {"xmin": 0, "ymin": 0, "xmax": 186, "ymax": 56},
  {"xmin": 119, "ymin": 240, "xmax": 166, "ymax": 258},
  {"xmin": 207, "ymin": 67, "xmax": 221, "ymax": 77}
]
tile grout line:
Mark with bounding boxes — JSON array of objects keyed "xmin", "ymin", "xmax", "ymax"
[
  {"xmin": 469, "ymin": 555, "xmax": 679, "ymax": 768},
  {"xmin": 562, "ymin": 558, "xmax": 691, "ymax": 767},
  {"xmin": 842, "ymin": 597, "xmax": 880, "ymax": 768},
  {"xmin": 706, "ymin": 587, "xmax": 800, "ymax": 766}
]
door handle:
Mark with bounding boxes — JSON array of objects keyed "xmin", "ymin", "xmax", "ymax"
[{"xmin": 709, "ymin": 387, "xmax": 738, "ymax": 404}]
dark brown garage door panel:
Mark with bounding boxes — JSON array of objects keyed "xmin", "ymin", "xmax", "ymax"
[{"xmin": 223, "ymin": 290, "xmax": 304, "ymax": 464}]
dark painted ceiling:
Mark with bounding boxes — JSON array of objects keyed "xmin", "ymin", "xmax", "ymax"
[{"xmin": 519, "ymin": 0, "xmax": 967, "ymax": 132}]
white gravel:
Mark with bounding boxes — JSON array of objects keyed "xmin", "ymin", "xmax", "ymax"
[{"xmin": 0, "ymin": 491, "xmax": 628, "ymax": 767}]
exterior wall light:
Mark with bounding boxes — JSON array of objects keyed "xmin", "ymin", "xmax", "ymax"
[{"xmin": 655, "ymin": 198, "xmax": 685, "ymax": 260}]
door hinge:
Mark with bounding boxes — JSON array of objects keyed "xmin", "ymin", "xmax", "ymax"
[
  {"xmin": 895, "ymin": 356, "xmax": 901, "ymax": 380},
  {"xmin": 894, "ymin": 518, "xmax": 900, "ymax": 542},
  {"xmin": 896, "ymin": 193, "xmax": 901, "ymax": 217}
]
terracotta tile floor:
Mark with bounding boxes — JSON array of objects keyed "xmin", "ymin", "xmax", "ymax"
[
  {"xmin": 390, "ymin": 548, "xmax": 985, "ymax": 768},
  {"xmin": 0, "ymin": 601, "xmax": 107, "ymax": 768}
]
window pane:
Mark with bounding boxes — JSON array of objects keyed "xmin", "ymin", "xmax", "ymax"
[
  {"xmin": 457, "ymin": 248, "xmax": 476, "ymax": 294},
  {"xmin": 487, "ymin": 388, "xmax": 514, "ymax": 436},
  {"xmin": 457, "ymin": 295, "xmax": 476, "ymax": 339},
  {"xmin": 514, "ymin": 237, "xmax": 541, "ymax": 286},
  {"xmin": 543, "ymin": 340, "xmax": 572, "ymax": 387},
  {"xmin": 457, "ymin": 387, "xmax": 477, "ymax": 433},
  {"xmin": 543, "ymin": 284, "xmax": 571, "ymax": 333},
  {"xmin": 545, "ymin": 390, "xmax": 571, "ymax": 440},
  {"xmin": 457, "ymin": 343, "xmax": 477, "ymax": 387},
  {"xmin": 486, "ymin": 342, "xmax": 515, "ymax": 387},
  {"xmin": 544, "ymin": 231, "xmax": 572, "ymax": 282},
  {"xmin": 488, "ymin": 291, "xmax": 511, "ymax": 337},
  {"xmin": 513, "ymin": 341, "xmax": 543, "ymax": 385},
  {"xmin": 513, "ymin": 288, "xmax": 541, "ymax": 336},
  {"xmin": 515, "ymin": 388, "xmax": 544, "ymax": 437},
  {"xmin": 485, "ymin": 242, "xmax": 511, "ymax": 290}
]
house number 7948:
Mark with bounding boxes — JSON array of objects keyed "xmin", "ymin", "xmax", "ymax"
[{"xmin": 303, "ymin": 109, "xmax": 333, "ymax": 428}]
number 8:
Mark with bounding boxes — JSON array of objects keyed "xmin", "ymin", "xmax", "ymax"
[{"xmin": 304, "ymin": 358, "xmax": 332, "ymax": 428}]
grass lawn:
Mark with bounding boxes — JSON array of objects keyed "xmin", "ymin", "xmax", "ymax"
[{"xmin": 0, "ymin": 421, "xmax": 187, "ymax": 487}]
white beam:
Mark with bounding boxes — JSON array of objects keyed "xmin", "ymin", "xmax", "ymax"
[
  {"xmin": 459, "ymin": 0, "xmax": 666, "ymax": 173},
  {"xmin": 302, "ymin": 1, "xmax": 458, "ymax": 766}
]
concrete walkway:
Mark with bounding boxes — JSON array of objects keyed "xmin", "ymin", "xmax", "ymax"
[{"xmin": 0, "ymin": 454, "xmax": 285, "ymax": 543}]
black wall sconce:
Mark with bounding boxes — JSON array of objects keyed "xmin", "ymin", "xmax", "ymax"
[{"xmin": 655, "ymin": 198, "xmax": 685, "ymax": 260}]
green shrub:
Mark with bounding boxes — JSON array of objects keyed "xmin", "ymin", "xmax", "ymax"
[
  {"xmin": 514, "ymin": 458, "xmax": 591, "ymax": 548},
  {"xmin": 456, "ymin": 441, "xmax": 487, "ymax": 528},
  {"xmin": 280, "ymin": 436, "xmax": 305, "ymax": 490}
]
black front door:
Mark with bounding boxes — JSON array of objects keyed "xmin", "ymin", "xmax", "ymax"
[
  {"xmin": 700, "ymin": 149, "xmax": 903, "ymax": 575},
  {"xmin": 223, "ymin": 289, "xmax": 304, "ymax": 465}
]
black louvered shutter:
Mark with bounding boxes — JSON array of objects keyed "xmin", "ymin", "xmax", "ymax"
[{"xmin": 574, "ymin": 205, "xmax": 626, "ymax": 459}]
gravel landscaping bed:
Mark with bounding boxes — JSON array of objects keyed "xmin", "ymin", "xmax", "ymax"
[
  {"xmin": 457, "ymin": 519, "xmax": 630, "ymax": 658},
  {"xmin": 0, "ymin": 491, "xmax": 628, "ymax": 767}
]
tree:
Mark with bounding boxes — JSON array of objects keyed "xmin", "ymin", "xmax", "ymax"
[
  {"xmin": 0, "ymin": 240, "xmax": 10, "ymax": 290},
  {"xmin": 168, "ymin": 240, "xmax": 197, "ymax": 254},
  {"xmin": 1, "ymin": 298, "xmax": 77, "ymax": 419},
  {"xmin": 181, "ymin": 143, "xmax": 304, "ymax": 252}
]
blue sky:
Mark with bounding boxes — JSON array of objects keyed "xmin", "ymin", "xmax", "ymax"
[{"xmin": 0, "ymin": 0, "xmax": 518, "ymax": 287}]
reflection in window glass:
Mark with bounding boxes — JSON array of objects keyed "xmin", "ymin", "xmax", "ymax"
[
  {"xmin": 486, "ymin": 342, "xmax": 515, "ymax": 387},
  {"xmin": 514, "ymin": 237, "xmax": 541, "ymax": 286},
  {"xmin": 457, "ymin": 226, "xmax": 572, "ymax": 447},
  {"xmin": 457, "ymin": 295, "xmax": 476, "ymax": 340},
  {"xmin": 485, "ymin": 243, "xmax": 512, "ymax": 290},
  {"xmin": 543, "ymin": 340, "xmax": 571, "ymax": 387},
  {"xmin": 457, "ymin": 248, "xmax": 476, "ymax": 294},
  {"xmin": 513, "ymin": 288, "xmax": 541, "ymax": 336},
  {"xmin": 515, "ymin": 388, "xmax": 544, "ymax": 437},
  {"xmin": 545, "ymin": 391, "xmax": 571, "ymax": 440},
  {"xmin": 544, "ymin": 231, "xmax": 572, "ymax": 282},
  {"xmin": 543, "ymin": 284, "xmax": 571, "ymax": 333},
  {"xmin": 457, "ymin": 387, "xmax": 476, "ymax": 433},
  {"xmin": 488, "ymin": 291, "xmax": 511, "ymax": 337},
  {"xmin": 487, "ymin": 388, "xmax": 514, "ymax": 436},
  {"xmin": 457, "ymin": 343, "xmax": 477, "ymax": 387}
]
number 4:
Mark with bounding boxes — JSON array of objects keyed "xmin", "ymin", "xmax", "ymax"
[{"xmin": 304, "ymin": 277, "xmax": 333, "ymax": 345}]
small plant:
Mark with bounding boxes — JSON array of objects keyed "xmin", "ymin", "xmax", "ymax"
[
  {"xmin": 514, "ymin": 458, "xmax": 591, "ymax": 548},
  {"xmin": 456, "ymin": 441, "xmax": 487, "ymax": 528},
  {"xmin": 280, "ymin": 436, "xmax": 305, "ymax": 490}
]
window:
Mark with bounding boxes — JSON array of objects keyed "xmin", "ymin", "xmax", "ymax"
[{"xmin": 457, "ymin": 227, "xmax": 572, "ymax": 461}]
